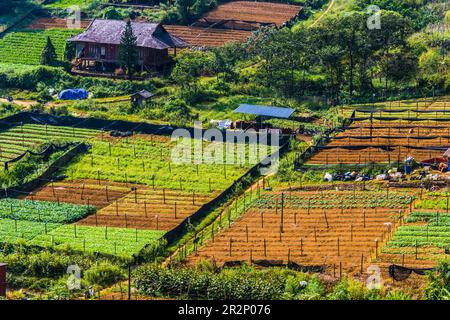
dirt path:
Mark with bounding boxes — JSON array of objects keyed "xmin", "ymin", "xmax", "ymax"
[
  {"xmin": 310, "ymin": 0, "xmax": 336, "ymax": 28},
  {"xmin": 0, "ymin": 98, "xmax": 36, "ymax": 107}
]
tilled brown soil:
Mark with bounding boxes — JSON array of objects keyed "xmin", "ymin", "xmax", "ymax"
[{"xmin": 186, "ymin": 207, "xmax": 405, "ymax": 273}]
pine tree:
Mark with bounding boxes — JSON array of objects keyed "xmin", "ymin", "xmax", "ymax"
[
  {"xmin": 40, "ymin": 36, "xmax": 57, "ymax": 66},
  {"xmin": 118, "ymin": 20, "xmax": 138, "ymax": 77}
]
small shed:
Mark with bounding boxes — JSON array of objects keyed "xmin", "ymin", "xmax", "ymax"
[{"xmin": 131, "ymin": 90, "xmax": 155, "ymax": 106}]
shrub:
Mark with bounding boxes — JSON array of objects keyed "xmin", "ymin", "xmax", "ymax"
[{"xmin": 84, "ymin": 261, "xmax": 126, "ymax": 288}]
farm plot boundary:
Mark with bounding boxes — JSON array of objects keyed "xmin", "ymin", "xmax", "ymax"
[{"xmin": 0, "ymin": 143, "xmax": 90, "ymax": 198}]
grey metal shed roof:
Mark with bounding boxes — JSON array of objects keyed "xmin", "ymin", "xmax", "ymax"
[
  {"xmin": 234, "ymin": 104, "xmax": 295, "ymax": 119},
  {"xmin": 132, "ymin": 90, "xmax": 155, "ymax": 99},
  {"xmin": 69, "ymin": 19, "xmax": 187, "ymax": 49}
]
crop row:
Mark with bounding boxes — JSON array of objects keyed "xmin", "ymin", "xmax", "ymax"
[
  {"xmin": 64, "ymin": 138, "xmax": 256, "ymax": 193},
  {"xmin": 387, "ymin": 225, "xmax": 450, "ymax": 248},
  {"xmin": 0, "ymin": 218, "xmax": 164, "ymax": 257},
  {"xmin": 0, "ymin": 198, "xmax": 95, "ymax": 223},
  {"xmin": 0, "ymin": 29, "xmax": 79, "ymax": 65},
  {"xmin": 250, "ymin": 193, "xmax": 414, "ymax": 209},
  {"xmin": 0, "ymin": 124, "xmax": 98, "ymax": 161}
]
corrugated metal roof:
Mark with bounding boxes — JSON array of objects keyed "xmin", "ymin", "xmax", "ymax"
[
  {"xmin": 69, "ymin": 19, "xmax": 187, "ymax": 49},
  {"xmin": 132, "ymin": 90, "xmax": 154, "ymax": 99},
  {"xmin": 234, "ymin": 104, "xmax": 295, "ymax": 119}
]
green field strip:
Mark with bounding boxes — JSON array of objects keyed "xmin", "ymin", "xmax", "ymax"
[
  {"xmin": 28, "ymin": 225, "xmax": 165, "ymax": 257},
  {"xmin": 0, "ymin": 198, "xmax": 95, "ymax": 224},
  {"xmin": 0, "ymin": 218, "xmax": 61, "ymax": 242}
]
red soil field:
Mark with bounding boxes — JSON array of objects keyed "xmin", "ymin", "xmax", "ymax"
[
  {"xmin": 202, "ymin": 1, "xmax": 302, "ymax": 26},
  {"xmin": 77, "ymin": 187, "xmax": 220, "ymax": 231},
  {"xmin": 307, "ymin": 120, "xmax": 450, "ymax": 165},
  {"xmin": 164, "ymin": 25, "xmax": 252, "ymax": 47},
  {"xmin": 21, "ymin": 179, "xmax": 129, "ymax": 209},
  {"xmin": 23, "ymin": 179, "xmax": 220, "ymax": 231},
  {"xmin": 186, "ymin": 192, "xmax": 411, "ymax": 273}
]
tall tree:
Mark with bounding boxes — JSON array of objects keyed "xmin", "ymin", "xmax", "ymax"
[
  {"xmin": 118, "ymin": 20, "xmax": 138, "ymax": 77},
  {"xmin": 40, "ymin": 36, "xmax": 57, "ymax": 66}
]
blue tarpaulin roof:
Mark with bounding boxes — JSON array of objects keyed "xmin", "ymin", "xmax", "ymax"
[
  {"xmin": 58, "ymin": 89, "xmax": 88, "ymax": 100},
  {"xmin": 234, "ymin": 104, "xmax": 295, "ymax": 119}
]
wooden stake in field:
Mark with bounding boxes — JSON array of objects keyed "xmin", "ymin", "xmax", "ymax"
[
  {"xmin": 300, "ymin": 238, "xmax": 304, "ymax": 256},
  {"xmin": 246, "ymin": 224, "xmax": 249, "ymax": 243},
  {"xmin": 415, "ymin": 239, "xmax": 418, "ymax": 260},
  {"xmin": 260, "ymin": 211, "xmax": 264, "ymax": 228},
  {"xmin": 229, "ymin": 238, "xmax": 233, "ymax": 256},
  {"xmin": 337, "ymin": 237, "xmax": 340, "ymax": 257},
  {"xmin": 163, "ymin": 188, "xmax": 166, "ymax": 204},
  {"xmin": 363, "ymin": 209, "xmax": 366, "ymax": 228},
  {"xmin": 360, "ymin": 254, "xmax": 364, "ymax": 273},
  {"xmin": 323, "ymin": 209, "xmax": 329, "ymax": 228},
  {"xmin": 174, "ymin": 202, "xmax": 177, "ymax": 219},
  {"xmin": 105, "ymin": 185, "xmax": 109, "ymax": 202},
  {"xmin": 116, "ymin": 200, "xmax": 119, "ymax": 216},
  {"xmin": 280, "ymin": 193, "xmax": 284, "ymax": 233},
  {"xmin": 263, "ymin": 238, "xmax": 267, "ymax": 257},
  {"xmin": 155, "ymin": 215, "xmax": 159, "ymax": 230}
]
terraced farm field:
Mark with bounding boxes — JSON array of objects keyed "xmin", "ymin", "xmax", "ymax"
[
  {"xmin": 0, "ymin": 29, "xmax": 80, "ymax": 65},
  {"xmin": 0, "ymin": 123, "xmax": 98, "ymax": 163},
  {"xmin": 29, "ymin": 224, "xmax": 165, "ymax": 257},
  {"xmin": 63, "ymin": 135, "xmax": 255, "ymax": 193},
  {"xmin": 185, "ymin": 189, "xmax": 415, "ymax": 274},
  {"xmin": 201, "ymin": 1, "xmax": 303, "ymax": 26},
  {"xmin": 307, "ymin": 99, "xmax": 450, "ymax": 165},
  {"xmin": 164, "ymin": 25, "xmax": 252, "ymax": 47},
  {"xmin": 378, "ymin": 190, "xmax": 450, "ymax": 270}
]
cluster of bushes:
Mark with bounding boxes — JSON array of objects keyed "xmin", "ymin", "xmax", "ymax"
[
  {"xmin": 134, "ymin": 263, "xmax": 414, "ymax": 300},
  {"xmin": 0, "ymin": 242, "xmax": 126, "ymax": 299},
  {"xmin": 0, "ymin": 66, "xmax": 166, "ymax": 98}
]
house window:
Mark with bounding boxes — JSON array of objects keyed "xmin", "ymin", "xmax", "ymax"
[
  {"xmin": 89, "ymin": 45, "xmax": 98, "ymax": 58},
  {"xmin": 100, "ymin": 46, "xmax": 106, "ymax": 59}
]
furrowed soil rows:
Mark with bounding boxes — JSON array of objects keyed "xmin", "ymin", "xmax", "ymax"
[
  {"xmin": 186, "ymin": 190, "xmax": 415, "ymax": 273},
  {"xmin": 164, "ymin": 25, "xmax": 252, "ymax": 47},
  {"xmin": 77, "ymin": 187, "xmax": 220, "ymax": 231},
  {"xmin": 308, "ymin": 101, "xmax": 450, "ymax": 165},
  {"xmin": 21, "ymin": 179, "xmax": 130, "ymax": 209},
  {"xmin": 202, "ymin": 1, "xmax": 303, "ymax": 26}
]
